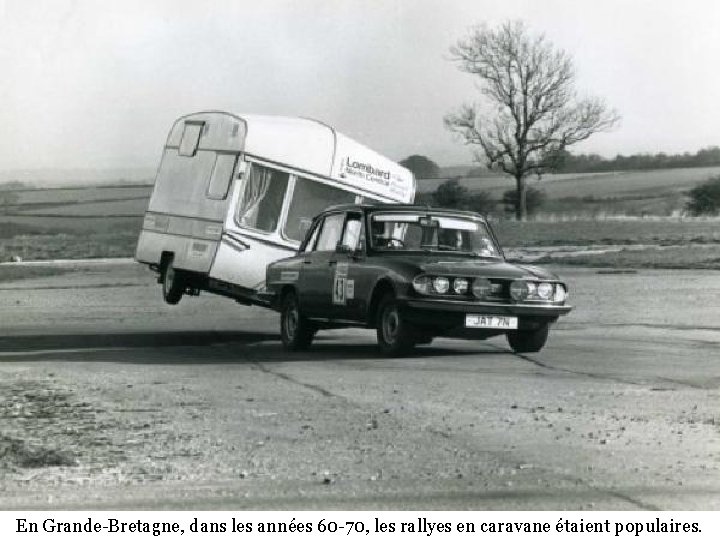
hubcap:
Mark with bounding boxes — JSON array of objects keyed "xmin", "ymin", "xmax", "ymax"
[
  {"xmin": 285, "ymin": 301, "xmax": 298, "ymax": 340},
  {"xmin": 382, "ymin": 305, "xmax": 399, "ymax": 344},
  {"xmin": 163, "ymin": 265, "xmax": 174, "ymax": 294}
]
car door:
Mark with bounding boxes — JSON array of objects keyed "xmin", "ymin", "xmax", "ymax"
[
  {"xmin": 327, "ymin": 212, "xmax": 365, "ymax": 322},
  {"xmin": 298, "ymin": 212, "xmax": 345, "ymax": 318}
]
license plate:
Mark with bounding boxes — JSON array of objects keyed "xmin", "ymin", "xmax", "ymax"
[{"xmin": 465, "ymin": 314, "xmax": 518, "ymax": 329}]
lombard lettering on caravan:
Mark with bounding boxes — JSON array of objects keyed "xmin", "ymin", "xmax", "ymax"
[{"xmin": 343, "ymin": 157, "xmax": 391, "ymax": 185}]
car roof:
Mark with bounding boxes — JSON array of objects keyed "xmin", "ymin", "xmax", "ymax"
[{"xmin": 322, "ymin": 203, "xmax": 487, "ymax": 220}]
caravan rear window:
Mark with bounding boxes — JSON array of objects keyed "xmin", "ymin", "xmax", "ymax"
[
  {"xmin": 283, "ymin": 178, "xmax": 356, "ymax": 242},
  {"xmin": 237, "ymin": 164, "xmax": 289, "ymax": 232},
  {"xmin": 179, "ymin": 122, "xmax": 204, "ymax": 157},
  {"xmin": 207, "ymin": 153, "xmax": 237, "ymax": 200}
]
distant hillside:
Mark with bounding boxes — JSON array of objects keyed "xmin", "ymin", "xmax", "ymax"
[
  {"xmin": 0, "ymin": 167, "xmax": 156, "ymax": 187},
  {"xmin": 437, "ymin": 165, "xmax": 499, "ymax": 178}
]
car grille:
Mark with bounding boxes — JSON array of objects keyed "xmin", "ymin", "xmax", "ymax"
[{"xmin": 479, "ymin": 279, "xmax": 509, "ymax": 302}]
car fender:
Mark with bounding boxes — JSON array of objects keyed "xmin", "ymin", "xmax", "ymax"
[{"xmin": 365, "ymin": 270, "xmax": 413, "ymax": 326}]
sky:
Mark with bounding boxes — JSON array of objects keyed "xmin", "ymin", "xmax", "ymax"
[{"xmin": 1, "ymin": 0, "xmax": 720, "ymax": 174}]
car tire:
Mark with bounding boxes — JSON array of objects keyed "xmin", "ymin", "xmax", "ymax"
[
  {"xmin": 161, "ymin": 257, "xmax": 185, "ymax": 305},
  {"xmin": 507, "ymin": 323, "xmax": 550, "ymax": 353},
  {"xmin": 376, "ymin": 293, "xmax": 416, "ymax": 356},
  {"xmin": 280, "ymin": 291, "xmax": 315, "ymax": 351}
]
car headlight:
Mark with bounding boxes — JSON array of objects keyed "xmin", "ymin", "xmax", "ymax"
[
  {"xmin": 413, "ymin": 275, "xmax": 478, "ymax": 296},
  {"xmin": 537, "ymin": 282, "xmax": 554, "ymax": 300},
  {"xmin": 412, "ymin": 275, "xmax": 430, "ymax": 294},
  {"xmin": 432, "ymin": 276, "xmax": 450, "ymax": 294},
  {"xmin": 526, "ymin": 281, "xmax": 537, "ymax": 297},
  {"xmin": 509, "ymin": 280, "xmax": 529, "ymax": 301},
  {"xmin": 453, "ymin": 277, "xmax": 469, "ymax": 294},
  {"xmin": 554, "ymin": 284, "xmax": 567, "ymax": 302},
  {"xmin": 472, "ymin": 278, "xmax": 492, "ymax": 298}
]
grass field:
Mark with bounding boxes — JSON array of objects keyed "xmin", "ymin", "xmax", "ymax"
[
  {"xmin": 0, "ymin": 183, "xmax": 148, "ymax": 259},
  {"xmin": 0, "ymin": 232, "xmax": 140, "ymax": 262},
  {"xmin": 528, "ymin": 244, "xmax": 720, "ymax": 270},
  {"xmin": 1, "ymin": 172, "xmax": 720, "ymax": 269},
  {"xmin": 417, "ymin": 166, "xmax": 720, "ymax": 197},
  {"xmin": 491, "ymin": 217, "xmax": 720, "ymax": 247},
  {"xmin": 494, "ymin": 218, "xmax": 720, "ymax": 270},
  {"xmin": 0, "ymin": 184, "xmax": 148, "ymax": 237},
  {"xmin": 0, "ymin": 264, "xmax": 73, "ymax": 283},
  {"xmin": 418, "ymin": 166, "xmax": 720, "ymax": 217},
  {"xmin": 4, "ymin": 185, "xmax": 152, "ymax": 205}
]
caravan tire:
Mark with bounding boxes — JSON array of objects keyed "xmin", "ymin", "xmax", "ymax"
[{"xmin": 161, "ymin": 258, "xmax": 185, "ymax": 305}]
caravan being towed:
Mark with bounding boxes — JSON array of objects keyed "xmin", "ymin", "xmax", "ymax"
[{"xmin": 136, "ymin": 111, "xmax": 415, "ymax": 306}]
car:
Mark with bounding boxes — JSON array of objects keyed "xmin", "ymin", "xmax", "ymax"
[{"xmin": 264, "ymin": 204, "xmax": 571, "ymax": 356}]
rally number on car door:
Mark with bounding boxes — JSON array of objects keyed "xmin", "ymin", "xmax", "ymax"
[
  {"xmin": 333, "ymin": 276, "xmax": 346, "ymax": 305},
  {"xmin": 332, "ymin": 262, "xmax": 349, "ymax": 305}
]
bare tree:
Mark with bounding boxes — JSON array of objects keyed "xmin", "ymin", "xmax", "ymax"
[{"xmin": 445, "ymin": 20, "xmax": 619, "ymax": 220}]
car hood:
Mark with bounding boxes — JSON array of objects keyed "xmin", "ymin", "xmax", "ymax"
[{"xmin": 397, "ymin": 256, "xmax": 559, "ymax": 281}]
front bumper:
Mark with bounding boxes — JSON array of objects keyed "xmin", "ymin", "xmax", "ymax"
[{"xmin": 399, "ymin": 297, "xmax": 571, "ymax": 334}]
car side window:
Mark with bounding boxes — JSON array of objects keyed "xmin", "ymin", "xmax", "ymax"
[
  {"xmin": 302, "ymin": 221, "xmax": 322, "ymax": 253},
  {"xmin": 314, "ymin": 213, "xmax": 345, "ymax": 252},
  {"xmin": 340, "ymin": 214, "xmax": 364, "ymax": 251}
]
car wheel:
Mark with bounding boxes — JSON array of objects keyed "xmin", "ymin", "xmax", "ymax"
[
  {"xmin": 280, "ymin": 291, "xmax": 315, "ymax": 351},
  {"xmin": 376, "ymin": 293, "xmax": 416, "ymax": 356},
  {"xmin": 507, "ymin": 323, "xmax": 550, "ymax": 353},
  {"xmin": 161, "ymin": 257, "xmax": 185, "ymax": 305}
]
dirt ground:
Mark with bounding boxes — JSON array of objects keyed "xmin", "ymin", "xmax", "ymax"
[{"xmin": 0, "ymin": 261, "xmax": 719, "ymax": 510}]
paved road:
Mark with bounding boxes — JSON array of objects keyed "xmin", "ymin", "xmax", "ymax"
[{"xmin": 0, "ymin": 261, "xmax": 719, "ymax": 510}]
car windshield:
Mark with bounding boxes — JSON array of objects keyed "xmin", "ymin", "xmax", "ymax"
[{"xmin": 369, "ymin": 212, "xmax": 501, "ymax": 258}]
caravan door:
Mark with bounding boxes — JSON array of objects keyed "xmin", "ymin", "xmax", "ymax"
[{"xmin": 209, "ymin": 162, "xmax": 296, "ymax": 291}]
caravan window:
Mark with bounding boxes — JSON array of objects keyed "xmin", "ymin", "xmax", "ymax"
[
  {"xmin": 207, "ymin": 153, "xmax": 237, "ymax": 200},
  {"xmin": 283, "ymin": 177, "xmax": 356, "ymax": 242},
  {"xmin": 237, "ymin": 164, "xmax": 289, "ymax": 232},
  {"xmin": 179, "ymin": 122, "xmax": 203, "ymax": 157}
]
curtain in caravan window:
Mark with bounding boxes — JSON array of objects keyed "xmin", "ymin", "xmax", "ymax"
[{"xmin": 237, "ymin": 164, "xmax": 289, "ymax": 232}]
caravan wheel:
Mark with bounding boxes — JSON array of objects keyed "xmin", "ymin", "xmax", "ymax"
[{"xmin": 161, "ymin": 258, "xmax": 185, "ymax": 305}]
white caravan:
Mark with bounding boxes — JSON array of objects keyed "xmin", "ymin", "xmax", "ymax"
[{"xmin": 136, "ymin": 111, "xmax": 415, "ymax": 306}]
